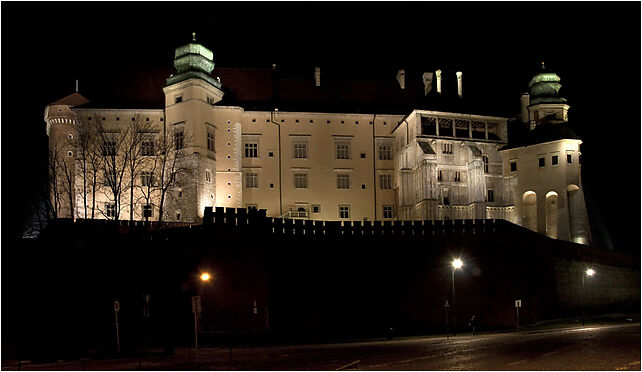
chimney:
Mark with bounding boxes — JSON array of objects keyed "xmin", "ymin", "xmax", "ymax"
[
  {"xmin": 456, "ymin": 71, "xmax": 463, "ymax": 98},
  {"xmin": 520, "ymin": 92, "xmax": 530, "ymax": 124},
  {"xmin": 314, "ymin": 67, "xmax": 321, "ymax": 87},
  {"xmin": 435, "ymin": 69, "xmax": 442, "ymax": 94},
  {"xmin": 422, "ymin": 72, "xmax": 433, "ymax": 95},
  {"xmin": 396, "ymin": 69, "xmax": 406, "ymax": 89}
]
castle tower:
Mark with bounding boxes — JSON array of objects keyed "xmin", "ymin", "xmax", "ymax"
[
  {"xmin": 162, "ymin": 34, "xmax": 224, "ymax": 222},
  {"xmin": 44, "ymin": 92, "xmax": 90, "ymax": 219},
  {"xmin": 500, "ymin": 64, "xmax": 590, "ymax": 244}
]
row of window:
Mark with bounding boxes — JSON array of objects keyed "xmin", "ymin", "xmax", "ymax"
[
  {"xmin": 250, "ymin": 118, "xmax": 393, "ymax": 126},
  {"xmin": 247, "ymin": 204, "xmax": 395, "ymax": 219},
  {"xmin": 104, "ymin": 203, "xmax": 153, "ymax": 218},
  {"xmin": 244, "ymin": 173, "xmax": 394, "ymax": 190},
  {"xmin": 437, "ymin": 170, "xmax": 462, "ymax": 182},
  {"xmin": 244, "ymin": 143, "xmax": 393, "ymax": 160},
  {"xmin": 507, "ymin": 153, "xmax": 573, "ymax": 172},
  {"xmin": 87, "ymin": 116, "xmax": 162, "ymax": 122}
]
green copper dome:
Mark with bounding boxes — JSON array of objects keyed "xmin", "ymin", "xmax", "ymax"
[
  {"xmin": 166, "ymin": 33, "xmax": 221, "ymax": 88},
  {"xmin": 528, "ymin": 63, "xmax": 566, "ymax": 105}
]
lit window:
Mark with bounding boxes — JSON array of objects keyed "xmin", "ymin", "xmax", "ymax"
[
  {"xmin": 383, "ymin": 205, "xmax": 394, "ymax": 219},
  {"xmin": 142, "ymin": 205, "xmax": 153, "ymax": 218},
  {"xmin": 207, "ymin": 131, "xmax": 215, "ymax": 151},
  {"xmin": 552, "ymin": 155, "xmax": 559, "ymax": 166},
  {"xmin": 378, "ymin": 144, "xmax": 392, "ymax": 160},
  {"xmin": 487, "ymin": 189, "xmax": 494, "ymax": 203},
  {"xmin": 175, "ymin": 130, "xmax": 184, "ymax": 150},
  {"xmin": 539, "ymin": 157, "xmax": 545, "ymax": 168},
  {"xmin": 244, "ymin": 143, "xmax": 258, "ymax": 158},
  {"xmin": 336, "ymin": 143, "xmax": 351, "ymax": 159},
  {"xmin": 483, "ymin": 155, "xmax": 489, "ymax": 173},
  {"xmin": 141, "ymin": 141, "xmax": 154, "ymax": 156},
  {"xmin": 379, "ymin": 174, "xmax": 392, "ymax": 189},
  {"xmin": 141, "ymin": 171, "xmax": 154, "ymax": 187},
  {"xmin": 510, "ymin": 160, "xmax": 517, "ymax": 172},
  {"xmin": 337, "ymin": 174, "xmax": 350, "ymax": 189},
  {"xmin": 294, "ymin": 173, "xmax": 308, "ymax": 188},
  {"xmin": 106, "ymin": 203, "xmax": 116, "ymax": 218},
  {"xmin": 339, "ymin": 205, "xmax": 350, "ymax": 219},
  {"xmin": 245, "ymin": 173, "xmax": 258, "ymax": 188},
  {"xmin": 442, "ymin": 143, "xmax": 453, "ymax": 154},
  {"xmin": 293, "ymin": 143, "xmax": 308, "ymax": 159},
  {"xmin": 205, "ymin": 169, "xmax": 212, "ymax": 183}
]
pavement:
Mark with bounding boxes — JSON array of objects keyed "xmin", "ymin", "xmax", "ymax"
[{"xmin": 2, "ymin": 322, "xmax": 640, "ymax": 370}]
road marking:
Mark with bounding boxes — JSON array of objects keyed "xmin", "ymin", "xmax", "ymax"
[{"xmin": 367, "ymin": 354, "xmax": 439, "ymax": 368}]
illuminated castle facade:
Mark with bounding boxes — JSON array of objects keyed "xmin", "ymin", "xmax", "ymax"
[{"xmin": 45, "ymin": 38, "xmax": 590, "ymax": 244}]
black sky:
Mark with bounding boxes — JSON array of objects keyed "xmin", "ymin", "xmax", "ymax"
[{"xmin": 2, "ymin": 2, "xmax": 640, "ymax": 254}]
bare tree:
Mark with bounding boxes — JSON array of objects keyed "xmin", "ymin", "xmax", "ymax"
[
  {"xmin": 123, "ymin": 115, "xmax": 156, "ymax": 222},
  {"xmin": 73, "ymin": 115, "xmax": 103, "ymax": 219},
  {"xmin": 47, "ymin": 144, "xmax": 63, "ymax": 219},
  {"xmin": 155, "ymin": 128, "xmax": 192, "ymax": 222},
  {"xmin": 97, "ymin": 117, "xmax": 131, "ymax": 221}
]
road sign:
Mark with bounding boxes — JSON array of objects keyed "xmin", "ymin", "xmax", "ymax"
[
  {"xmin": 515, "ymin": 300, "xmax": 522, "ymax": 308},
  {"xmin": 114, "ymin": 300, "xmax": 120, "ymax": 312},
  {"xmin": 192, "ymin": 296, "xmax": 202, "ymax": 313}
]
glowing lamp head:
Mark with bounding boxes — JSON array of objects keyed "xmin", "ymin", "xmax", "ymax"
[
  {"xmin": 585, "ymin": 269, "xmax": 595, "ymax": 277},
  {"xmin": 452, "ymin": 258, "xmax": 463, "ymax": 270},
  {"xmin": 200, "ymin": 273, "xmax": 211, "ymax": 282}
]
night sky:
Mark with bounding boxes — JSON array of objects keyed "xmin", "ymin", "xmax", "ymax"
[{"xmin": 2, "ymin": 2, "xmax": 639, "ymax": 254}]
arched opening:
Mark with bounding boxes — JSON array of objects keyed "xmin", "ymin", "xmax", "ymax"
[
  {"xmin": 545, "ymin": 191, "xmax": 558, "ymax": 239},
  {"xmin": 522, "ymin": 191, "xmax": 537, "ymax": 232},
  {"xmin": 567, "ymin": 184, "xmax": 587, "ymax": 244}
]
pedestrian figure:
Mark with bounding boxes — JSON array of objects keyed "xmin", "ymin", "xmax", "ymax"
[{"xmin": 468, "ymin": 315, "xmax": 476, "ymax": 336}]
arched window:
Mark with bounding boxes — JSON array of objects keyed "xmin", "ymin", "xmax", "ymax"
[
  {"xmin": 545, "ymin": 191, "xmax": 558, "ymax": 239},
  {"xmin": 522, "ymin": 191, "xmax": 537, "ymax": 232},
  {"xmin": 483, "ymin": 155, "xmax": 489, "ymax": 173}
]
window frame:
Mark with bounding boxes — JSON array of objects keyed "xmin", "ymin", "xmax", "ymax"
[
  {"xmin": 338, "ymin": 205, "xmax": 350, "ymax": 219},
  {"xmin": 337, "ymin": 174, "xmax": 350, "ymax": 189}
]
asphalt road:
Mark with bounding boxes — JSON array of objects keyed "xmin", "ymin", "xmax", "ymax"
[{"xmin": 4, "ymin": 323, "xmax": 640, "ymax": 370}]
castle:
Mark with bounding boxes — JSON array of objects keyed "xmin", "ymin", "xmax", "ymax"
[{"xmin": 45, "ymin": 36, "xmax": 590, "ymax": 244}]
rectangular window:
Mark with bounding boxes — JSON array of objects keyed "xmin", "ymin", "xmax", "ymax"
[
  {"xmin": 567, "ymin": 153, "xmax": 573, "ymax": 164},
  {"xmin": 246, "ymin": 204, "xmax": 258, "ymax": 211},
  {"xmin": 205, "ymin": 169, "xmax": 212, "ymax": 183},
  {"xmin": 103, "ymin": 141, "xmax": 116, "ymax": 156},
  {"xmin": 141, "ymin": 141, "xmax": 154, "ymax": 156},
  {"xmin": 339, "ymin": 205, "xmax": 350, "ymax": 219},
  {"xmin": 454, "ymin": 171, "xmax": 461, "ymax": 182},
  {"xmin": 438, "ymin": 170, "xmax": 443, "ymax": 181},
  {"xmin": 294, "ymin": 173, "xmax": 308, "ymax": 188},
  {"xmin": 378, "ymin": 144, "xmax": 392, "ymax": 160},
  {"xmin": 106, "ymin": 203, "xmax": 116, "ymax": 218},
  {"xmin": 483, "ymin": 155, "xmax": 489, "ymax": 173},
  {"xmin": 293, "ymin": 143, "xmax": 308, "ymax": 159},
  {"xmin": 207, "ymin": 131, "xmax": 215, "ymax": 151},
  {"xmin": 174, "ymin": 95, "xmax": 182, "ymax": 104},
  {"xmin": 539, "ymin": 157, "xmax": 545, "ymax": 168},
  {"xmin": 336, "ymin": 143, "xmax": 351, "ymax": 159},
  {"xmin": 487, "ymin": 189, "xmax": 494, "ymax": 203},
  {"xmin": 510, "ymin": 160, "xmax": 517, "ymax": 172},
  {"xmin": 442, "ymin": 143, "xmax": 453, "ymax": 154},
  {"xmin": 337, "ymin": 174, "xmax": 350, "ymax": 189},
  {"xmin": 175, "ymin": 130, "xmax": 184, "ymax": 150},
  {"xmin": 383, "ymin": 205, "xmax": 394, "ymax": 219},
  {"xmin": 142, "ymin": 204, "xmax": 153, "ymax": 218},
  {"xmin": 244, "ymin": 143, "xmax": 258, "ymax": 158},
  {"xmin": 245, "ymin": 172, "xmax": 258, "ymax": 188},
  {"xmin": 206, "ymin": 96, "xmax": 215, "ymax": 105},
  {"xmin": 552, "ymin": 155, "xmax": 559, "ymax": 166},
  {"xmin": 379, "ymin": 174, "xmax": 392, "ymax": 189},
  {"xmin": 141, "ymin": 171, "xmax": 154, "ymax": 187},
  {"xmin": 312, "ymin": 204, "xmax": 321, "ymax": 213}
]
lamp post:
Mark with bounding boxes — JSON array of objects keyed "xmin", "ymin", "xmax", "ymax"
[
  {"xmin": 451, "ymin": 258, "xmax": 463, "ymax": 336},
  {"xmin": 582, "ymin": 268, "xmax": 595, "ymax": 326}
]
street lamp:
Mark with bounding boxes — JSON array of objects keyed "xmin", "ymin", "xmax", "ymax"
[
  {"xmin": 582, "ymin": 268, "xmax": 595, "ymax": 326},
  {"xmin": 451, "ymin": 258, "xmax": 463, "ymax": 336}
]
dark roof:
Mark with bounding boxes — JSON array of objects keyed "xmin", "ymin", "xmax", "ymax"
[
  {"xmin": 501, "ymin": 120, "xmax": 581, "ymax": 150},
  {"xmin": 468, "ymin": 145, "xmax": 482, "ymax": 156},
  {"xmin": 417, "ymin": 141, "xmax": 436, "ymax": 154},
  {"xmin": 49, "ymin": 92, "xmax": 90, "ymax": 107}
]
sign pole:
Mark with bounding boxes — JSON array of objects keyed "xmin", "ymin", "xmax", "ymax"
[
  {"xmin": 192, "ymin": 296, "xmax": 201, "ymax": 363},
  {"xmin": 515, "ymin": 300, "xmax": 522, "ymax": 332},
  {"xmin": 113, "ymin": 300, "xmax": 121, "ymax": 354},
  {"xmin": 444, "ymin": 299, "xmax": 450, "ymax": 340}
]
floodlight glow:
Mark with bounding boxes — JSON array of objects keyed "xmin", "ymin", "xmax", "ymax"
[
  {"xmin": 452, "ymin": 258, "xmax": 463, "ymax": 269},
  {"xmin": 200, "ymin": 273, "xmax": 211, "ymax": 281},
  {"xmin": 585, "ymin": 269, "xmax": 595, "ymax": 277}
]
